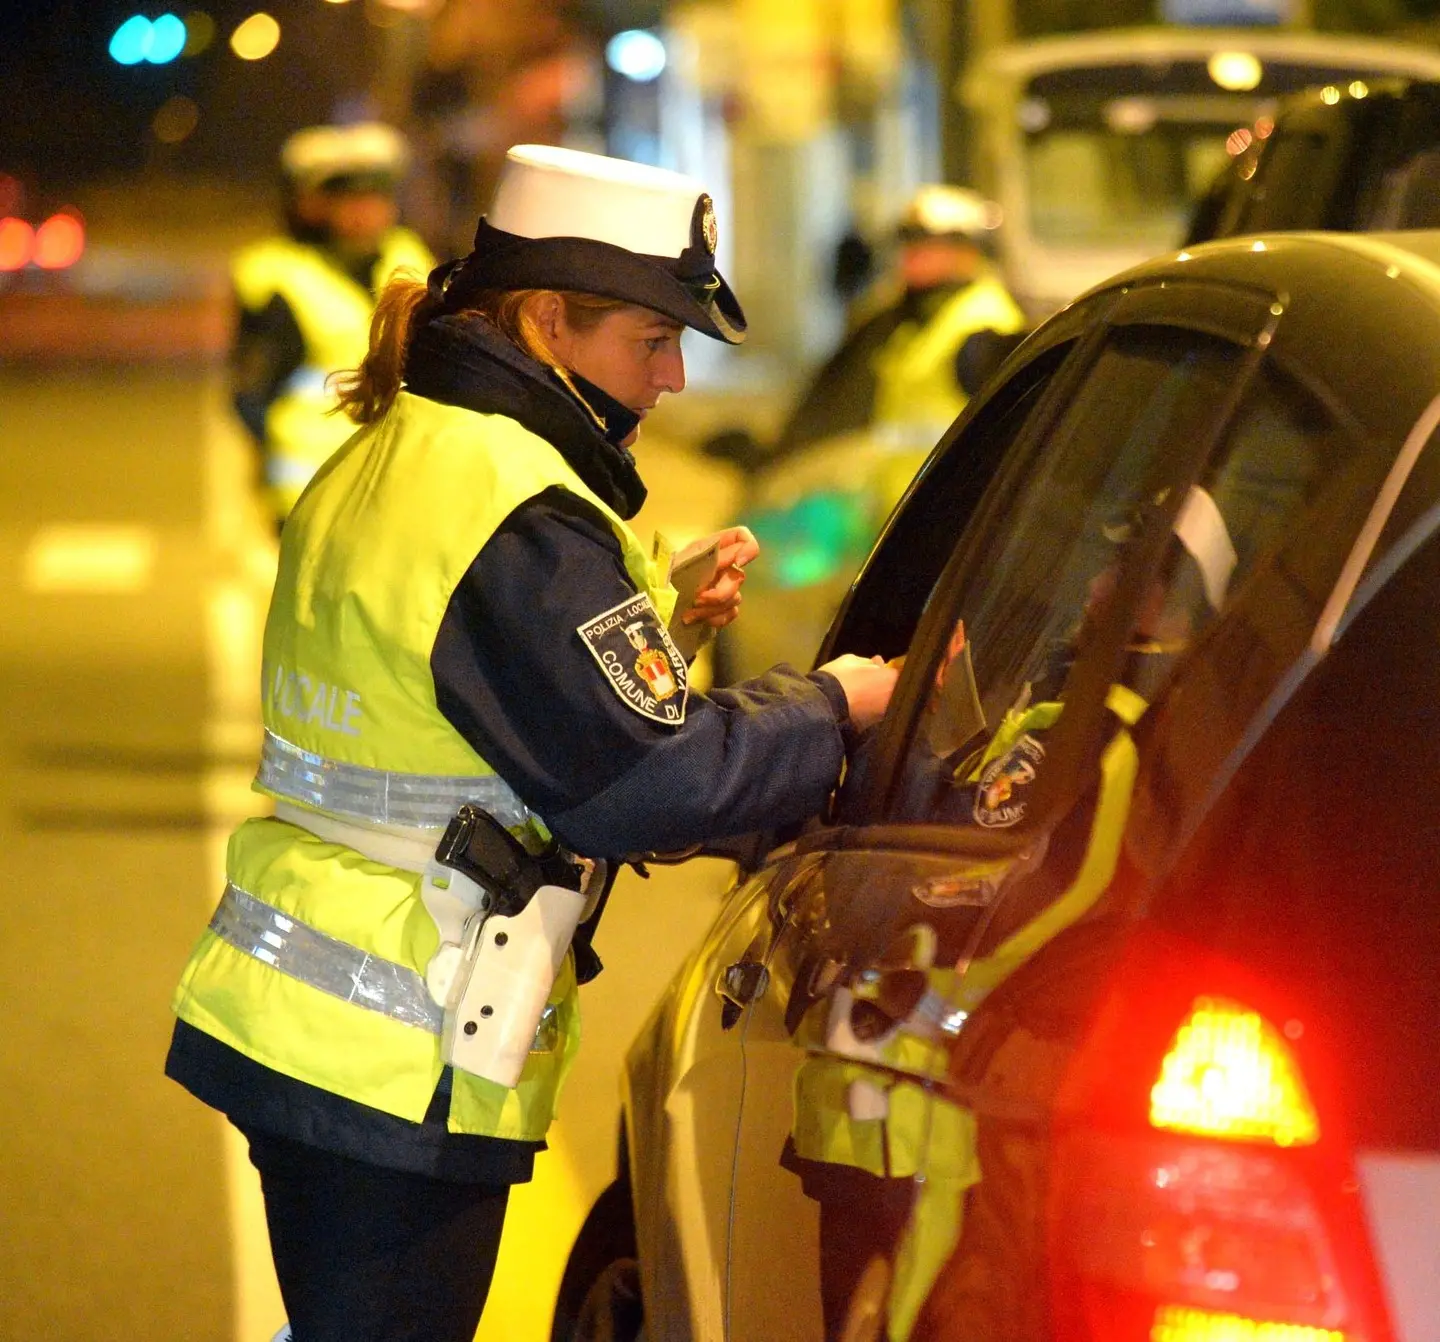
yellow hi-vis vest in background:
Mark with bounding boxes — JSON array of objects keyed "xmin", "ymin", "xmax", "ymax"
[
  {"xmin": 869, "ymin": 272, "xmax": 1027, "ymax": 457},
  {"xmin": 231, "ymin": 226, "xmax": 435, "ymax": 520},
  {"xmin": 172, "ymin": 390, "xmax": 678, "ymax": 1142}
]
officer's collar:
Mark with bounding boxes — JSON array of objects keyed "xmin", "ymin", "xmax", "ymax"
[
  {"xmin": 403, "ymin": 312, "xmax": 648, "ymax": 518},
  {"xmin": 549, "ymin": 366, "xmax": 643, "ymax": 450}
]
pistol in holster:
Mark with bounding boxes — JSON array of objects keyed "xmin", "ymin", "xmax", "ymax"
[{"xmin": 420, "ymin": 804, "xmax": 608, "ymax": 1089}]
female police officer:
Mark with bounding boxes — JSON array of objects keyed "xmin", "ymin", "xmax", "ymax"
[{"xmin": 166, "ymin": 144, "xmax": 897, "ymax": 1342}]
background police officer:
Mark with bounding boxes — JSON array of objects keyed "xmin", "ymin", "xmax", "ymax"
[
  {"xmin": 230, "ymin": 122, "xmax": 435, "ymax": 529},
  {"xmin": 767, "ymin": 184, "xmax": 1028, "ymax": 467}
]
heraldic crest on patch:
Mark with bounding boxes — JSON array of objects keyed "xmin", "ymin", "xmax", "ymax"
[
  {"xmin": 972, "ymin": 733, "xmax": 1044, "ymax": 829},
  {"xmin": 577, "ymin": 593, "xmax": 689, "ymax": 726}
]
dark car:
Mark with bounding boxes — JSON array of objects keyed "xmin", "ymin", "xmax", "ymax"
[
  {"xmin": 552, "ymin": 229, "xmax": 1440, "ymax": 1342},
  {"xmin": 1187, "ymin": 76, "xmax": 1440, "ymax": 245}
]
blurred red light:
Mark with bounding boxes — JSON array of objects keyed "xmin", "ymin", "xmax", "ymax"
[
  {"xmin": 0, "ymin": 216, "xmax": 35, "ymax": 270},
  {"xmin": 34, "ymin": 211, "xmax": 85, "ymax": 270}
]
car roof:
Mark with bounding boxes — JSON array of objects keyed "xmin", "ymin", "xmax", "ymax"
[
  {"xmin": 964, "ymin": 26, "xmax": 1440, "ymax": 86},
  {"xmin": 1062, "ymin": 230, "xmax": 1440, "ymax": 451},
  {"xmin": 1135, "ymin": 226, "xmax": 1440, "ymax": 297}
]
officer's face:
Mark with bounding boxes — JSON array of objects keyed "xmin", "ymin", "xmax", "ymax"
[
  {"xmin": 295, "ymin": 188, "xmax": 397, "ymax": 251},
  {"xmin": 327, "ymin": 191, "xmax": 398, "ymax": 247},
  {"xmin": 547, "ymin": 305, "xmax": 687, "ymax": 445},
  {"xmin": 899, "ymin": 237, "xmax": 981, "ymax": 291}
]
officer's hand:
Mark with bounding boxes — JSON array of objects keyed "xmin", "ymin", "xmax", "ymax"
[
  {"xmin": 681, "ymin": 526, "xmax": 760, "ymax": 630},
  {"xmin": 817, "ymin": 653, "xmax": 901, "ymax": 731}
]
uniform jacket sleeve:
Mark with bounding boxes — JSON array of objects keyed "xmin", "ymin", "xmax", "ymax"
[{"xmin": 431, "ymin": 488, "xmax": 850, "ymax": 858}]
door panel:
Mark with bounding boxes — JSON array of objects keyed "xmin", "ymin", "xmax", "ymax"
[
  {"xmin": 636, "ymin": 853, "xmax": 823, "ymax": 1342},
  {"xmin": 725, "ymin": 846, "xmax": 1016, "ymax": 1342}
]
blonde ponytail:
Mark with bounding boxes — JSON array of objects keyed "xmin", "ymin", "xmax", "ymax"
[{"xmin": 333, "ymin": 274, "xmax": 434, "ymax": 425}]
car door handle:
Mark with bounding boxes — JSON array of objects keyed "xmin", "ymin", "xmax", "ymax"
[{"xmin": 716, "ymin": 960, "xmax": 770, "ymax": 1029}]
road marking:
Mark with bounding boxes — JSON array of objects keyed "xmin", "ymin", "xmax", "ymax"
[{"xmin": 22, "ymin": 523, "xmax": 156, "ymax": 592}]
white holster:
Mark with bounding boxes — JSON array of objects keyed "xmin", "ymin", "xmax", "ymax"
[
  {"xmin": 420, "ymin": 861, "xmax": 586, "ymax": 1089},
  {"xmin": 443, "ymin": 882, "xmax": 587, "ymax": 1088}
]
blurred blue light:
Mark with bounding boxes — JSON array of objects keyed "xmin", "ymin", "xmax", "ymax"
[
  {"xmin": 606, "ymin": 29, "xmax": 666, "ymax": 83},
  {"xmin": 146, "ymin": 14, "xmax": 188, "ymax": 64},
  {"xmin": 110, "ymin": 15, "xmax": 153, "ymax": 65}
]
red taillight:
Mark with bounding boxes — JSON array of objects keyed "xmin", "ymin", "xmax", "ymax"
[
  {"xmin": 1047, "ymin": 932, "xmax": 1391, "ymax": 1342},
  {"xmin": 1150, "ymin": 998, "xmax": 1319, "ymax": 1148},
  {"xmin": 33, "ymin": 210, "xmax": 85, "ymax": 270},
  {"xmin": 0, "ymin": 215, "xmax": 34, "ymax": 270},
  {"xmin": 1151, "ymin": 1304, "xmax": 1343, "ymax": 1340}
]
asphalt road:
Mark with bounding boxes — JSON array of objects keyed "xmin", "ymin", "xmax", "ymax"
[{"xmin": 0, "ymin": 274, "xmax": 774, "ymax": 1340}]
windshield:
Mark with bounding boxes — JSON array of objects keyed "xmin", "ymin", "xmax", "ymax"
[{"xmin": 1019, "ymin": 57, "xmax": 1420, "ymax": 251}]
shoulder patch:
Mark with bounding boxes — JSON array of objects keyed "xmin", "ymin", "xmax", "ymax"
[
  {"xmin": 972, "ymin": 733, "xmax": 1045, "ymax": 829},
  {"xmin": 577, "ymin": 593, "xmax": 689, "ymax": 727}
]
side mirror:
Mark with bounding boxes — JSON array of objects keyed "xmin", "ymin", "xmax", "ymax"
[
  {"xmin": 955, "ymin": 328, "xmax": 1028, "ymax": 398},
  {"xmin": 700, "ymin": 426, "xmax": 769, "ymax": 473}
]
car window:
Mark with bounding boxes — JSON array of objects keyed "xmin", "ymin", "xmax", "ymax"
[
  {"xmin": 881, "ymin": 324, "xmax": 1358, "ymax": 836},
  {"xmin": 1372, "ymin": 147, "xmax": 1440, "ymax": 228},
  {"xmin": 1234, "ymin": 128, "xmax": 1339, "ymax": 234},
  {"xmin": 879, "ymin": 325, "xmax": 1240, "ymax": 826},
  {"xmin": 1124, "ymin": 367, "xmax": 1374, "ymax": 884}
]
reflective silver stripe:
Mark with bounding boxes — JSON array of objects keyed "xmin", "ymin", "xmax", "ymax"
[
  {"xmin": 208, "ymin": 883, "xmax": 563, "ymax": 1053},
  {"xmin": 258, "ymin": 729, "xmax": 536, "ymax": 831},
  {"xmin": 265, "ymin": 456, "xmax": 323, "ymax": 488},
  {"xmin": 210, "ymin": 882, "xmax": 443, "ymax": 1033}
]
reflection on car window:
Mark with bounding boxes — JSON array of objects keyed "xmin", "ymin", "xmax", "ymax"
[
  {"xmin": 891, "ymin": 332, "xmax": 1353, "ymax": 836},
  {"xmin": 962, "ymin": 329, "xmax": 1241, "ymax": 725},
  {"xmin": 1127, "ymin": 366, "xmax": 1363, "ymax": 880},
  {"xmin": 886, "ymin": 325, "xmax": 1248, "ymax": 825}
]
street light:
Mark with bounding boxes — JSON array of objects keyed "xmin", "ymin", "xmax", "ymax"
[
  {"xmin": 108, "ymin": 13, "xmax": 188, "ymax": 66},
  {"xmin": 230, "ymin": 11, "xmax": 280, "ymax": 60}
]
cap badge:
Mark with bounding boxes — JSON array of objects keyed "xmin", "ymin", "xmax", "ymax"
[{"xmin": 696, "ymin": 194, "xmax": 718, "ymax": 256}]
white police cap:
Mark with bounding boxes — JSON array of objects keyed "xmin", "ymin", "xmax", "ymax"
[
  {"xmin": 280, "ymin": 122, "xmax": 409, "ymax": 192},
  {"xmin": 443, "ymin": 144, "xmax": 746, "ymax": 344},
  {"xmin": 897, "ymin": 184, "xmax": 1003, "ymax": 244}
]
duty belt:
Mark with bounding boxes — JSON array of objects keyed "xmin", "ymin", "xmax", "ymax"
[{"xmin": 208, "ymin": 882, "xmax": 562, "ymax": 1053}]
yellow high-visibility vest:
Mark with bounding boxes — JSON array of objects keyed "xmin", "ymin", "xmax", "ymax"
[
  {"xmin": 172, "ymin": 391, "xmax": 677, "ymax": 1142},
  {"xmin": 231, "ymin": 226, "xmax": 435, "ymax": 519},
  {"xmin": 870, "ymin": 272, "xmax": 1027, "ymax": 454}
]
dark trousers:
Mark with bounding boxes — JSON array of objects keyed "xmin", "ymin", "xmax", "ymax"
[{"xmin": 242, "ymin": 1128, "xmax": 511, "ymax": 1342}]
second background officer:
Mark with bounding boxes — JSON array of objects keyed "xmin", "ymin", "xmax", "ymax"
[{"xmin": 230, "ymin": 122, "xmax": 435, "ymax": 529}]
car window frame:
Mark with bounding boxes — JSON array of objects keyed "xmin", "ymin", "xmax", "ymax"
[{"xmin": 826, "ymin": 276, "xmax": 1287, "ymax": 859}]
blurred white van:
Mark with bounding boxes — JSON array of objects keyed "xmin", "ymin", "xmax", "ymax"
[{"xmin": 961, "ymin": 26, "xmax": 1440, "ymax": 317}]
